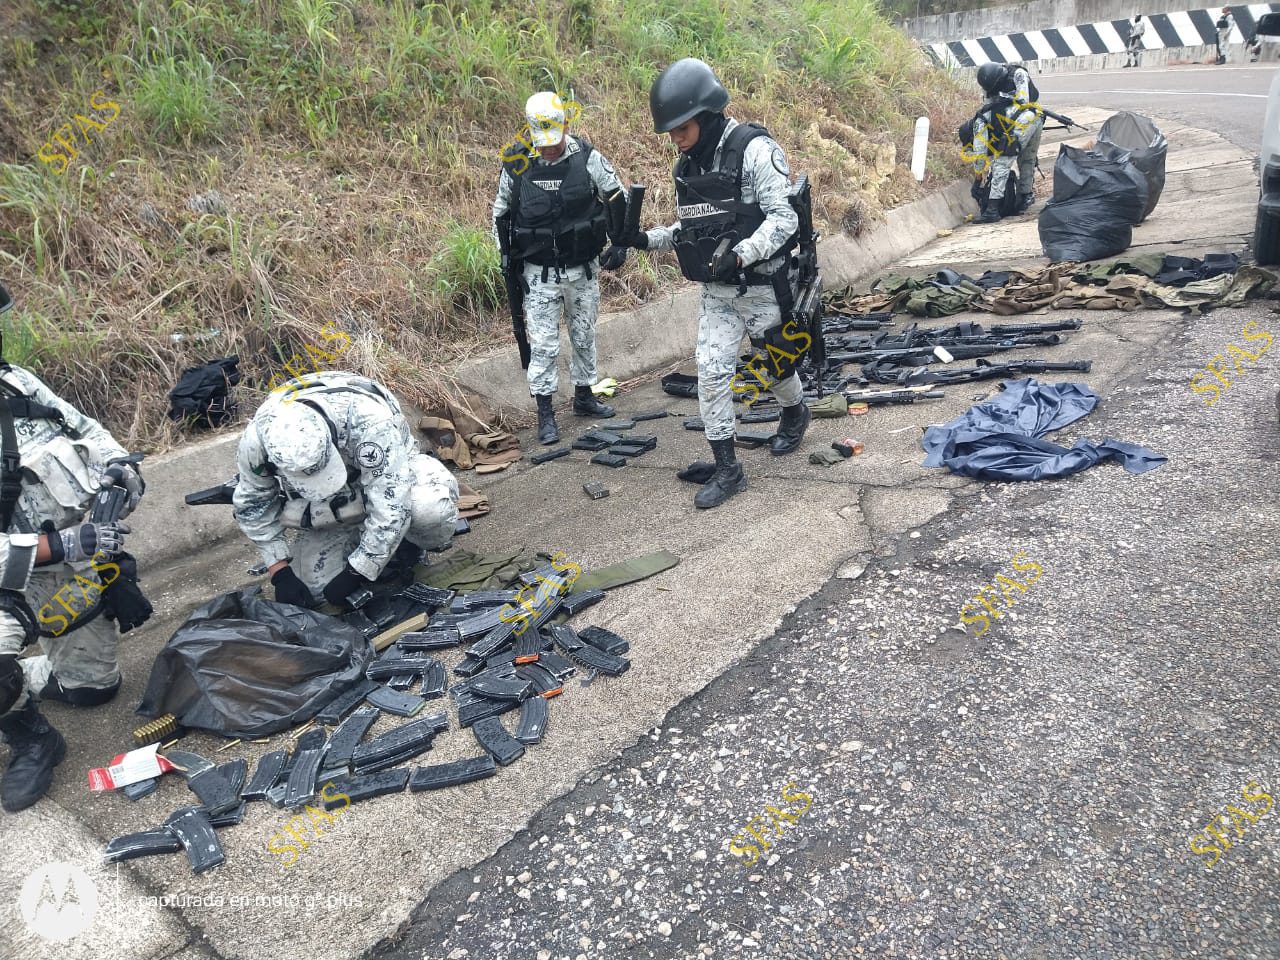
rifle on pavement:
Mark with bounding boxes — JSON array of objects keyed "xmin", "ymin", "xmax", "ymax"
[
  {"xmin": 496, "ymin": 213, "xmax": 531, "ymax": 369},
  {"xmin": 869, "ymin": 357, "xmax": 1093, "ymax": 387},
  {"xmin": 843, "ymin": 386, "xmax": 946, "ymax": 405}
]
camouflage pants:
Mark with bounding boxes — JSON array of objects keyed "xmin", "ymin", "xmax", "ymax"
[
  {"xmin": 698, "ymin": 283, "xmax": 803, "ymax": 441},
  {"xmin": 292, "ymin": 454, "xmax": 460, "ymax": 598},
  {"xmin": 523, "ymin": 260, "xmax": 601, "ymax": 396},
  {"xmin": 2, "ymin": 561, "xmax": 119, "ymax": 714},
  {"xmin": 989, "ymin": 117, "xmax": 1043, "ymax": 201}
]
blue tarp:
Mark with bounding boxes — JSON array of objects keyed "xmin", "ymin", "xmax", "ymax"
[{"xmin": 921, "ymin": 378, "xmax": 1167, "ymax": 481}]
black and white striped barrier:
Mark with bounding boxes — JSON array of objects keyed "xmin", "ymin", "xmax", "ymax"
[{"xmin": 928, "ymin": 3, "xmax": 1280, "ymax": 66}]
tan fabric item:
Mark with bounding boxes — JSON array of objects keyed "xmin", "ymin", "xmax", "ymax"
[
  {"xmin": 984, "ymin": 266, "xmax": 1070, "ymax": 316},
  {"xmin": 469, "ymin": 430, "xmax": 520, "ymax": 452},
  {"xmin": 455, "ymin": 480, "xmax": 491, "ymax": 518},
  {"xmin": 418, "ymin": 416, "xmax": 472, "ymax": 470},
  {"xmin": 473, "ymin": 448, "xmax": 523, "ymax": 474}
]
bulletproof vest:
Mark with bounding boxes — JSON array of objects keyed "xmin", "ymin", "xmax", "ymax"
[
  {"xmin": 0, "ymin": 371, "xmax": 87, "ymax": 534},
  {"xmin": 506, "ymin": 142, "xmax": 607, "ymax": 268},
  {"xmin": 671, "ymin": 123, "xmax": 776, "ymax": 284}
]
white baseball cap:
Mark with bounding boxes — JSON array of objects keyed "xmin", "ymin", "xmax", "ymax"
[
  {"xmin": 259, "ymin": 405, "xmax": 347, "ymax": 501},
  {"xmin": 525, "ymin": 92, "xmax": 567, "ymax": 148}
]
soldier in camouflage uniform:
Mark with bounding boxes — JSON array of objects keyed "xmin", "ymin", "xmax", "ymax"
[
  {"xmin": 0, "ymin": 353, "xmax": 142, "ymax": 811},
  {"xmin": 971, "ymin": 63, "xmax": 1044, "ymax": 222},
  {"xmin": 618, "ymin": 58, "xmax": 811, "ymax": 509},
  {"xmin": 493, "ymin": 91, "xmax": 630, "ymax": 444},
  {"xmin": 233, "ymin": 372, "xmax": 459, "ymax": 609}
]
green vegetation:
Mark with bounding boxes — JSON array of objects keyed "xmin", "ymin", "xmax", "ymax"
[{"xmin": 1, "ymin": 0, "xmax": 970, "ymax": 447}]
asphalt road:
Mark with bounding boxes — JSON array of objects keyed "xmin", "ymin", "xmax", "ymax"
[
  {"xmin": 369, "ymin": 71, "xmax": 1280, "ymax": 960},
  {"xmin": 1040, "ymin": 62, "xmax": 1274, "ymax": 150}
]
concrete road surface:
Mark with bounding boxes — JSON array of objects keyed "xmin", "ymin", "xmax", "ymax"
[{"xmin": 0, "ymin": 67, "xmax": 1276, "ymax": 960}]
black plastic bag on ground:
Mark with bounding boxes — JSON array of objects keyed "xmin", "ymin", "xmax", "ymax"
[
  {"xmin": 168, "ymin": 356, "xmax": 241, "ymax": 428},
  {"xmin": 1038, "ymin": 144, "xmax": 1148, "ymax": 263},
  {"xmin": 137, "ymin": 590, "xmax": 372, "ymax": 738},
  {"xmin": 1096, "ymin": 111, "xmax": 1167, "ymax": 221}
]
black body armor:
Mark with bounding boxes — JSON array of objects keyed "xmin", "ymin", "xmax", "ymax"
[
  {"xmin": 505, "ymin": 141, "xmax": 607, "ymax": 268},
  {"xmin": 671, "ymin": 123, "xmax": 786, "ymax": 285}
]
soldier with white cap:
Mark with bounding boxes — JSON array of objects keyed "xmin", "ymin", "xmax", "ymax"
[
  {"xmin": 492, "ymin": 91, "xmax": 630, "ymax": 445},
  {"xmin": 233, "ymin": 372, "xmax": 459, "ymax": 609}
]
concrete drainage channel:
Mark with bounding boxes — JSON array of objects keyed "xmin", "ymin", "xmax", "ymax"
[{"xmin": 129, "ymin": 176, "xmax": 978, "ymax": 576}]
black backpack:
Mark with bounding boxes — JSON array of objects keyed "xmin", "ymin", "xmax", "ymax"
[{"xmin": 168, "ymin": 356, "xmax": 241, "ymax": 428}]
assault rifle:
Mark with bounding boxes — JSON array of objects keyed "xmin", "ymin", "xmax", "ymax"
[
  {"xmin": 837, "ymin": 334, "xmax": 1067, "ymax": 369},
  {"xmin": 787, "ymin": 176, "xmax": 827, "ymax": 397},
  {"xmin": 1040, "ymin": 105, "xmax": 1085, "ymax": 131},
  {"xmin": 843, "ymin": 386, "xmax": 945, "ymax": 405},
  {"xmin": 185, "ymin": 476, "xmax": 238, "ymax": 507},
  {"xmin": 867, "ymin": 357, "xmax": 1093, "ymax": 387},
  {"xmin": 495, "ymin": 213, "xmax": 530, "ymax": 369}
]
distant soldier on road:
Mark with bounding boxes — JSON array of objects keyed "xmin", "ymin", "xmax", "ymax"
[
  {"xmin": 1217, "ymin": 7, "xmax": 1235, "ymax": 63},
  {"xmin": 1123, "ymin": 14, "xmax": 1146, "ymax": 68}
]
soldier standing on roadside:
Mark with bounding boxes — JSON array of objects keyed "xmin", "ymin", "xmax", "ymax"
[
  {"xmin": 616, "ymin": 59, "xmax": 812, "ymax": 509},
  {"xmin": 492, "ymin": 92, "xmax": 630, "ymax": 445}
]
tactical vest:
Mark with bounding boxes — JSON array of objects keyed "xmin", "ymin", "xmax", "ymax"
[
  {"xmin": 672, "ymin": 123, "xmax": 783, "ymax": 285},
  {"xmin": 505, "ymin": 141, "xmax": 607, "ymax": 268}
]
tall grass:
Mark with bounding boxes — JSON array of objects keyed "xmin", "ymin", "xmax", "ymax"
[{"xmin": 0, "ymin": 0, "xmax": 971, "ymax": 447}]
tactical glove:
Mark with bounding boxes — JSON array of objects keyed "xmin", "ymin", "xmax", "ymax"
[
  {"xmin": 51, "ymin": 521, "xmax": 128, "ymax": 564},
  {"xmin": 322, "ymin": 564, "xmax": 369, "ymax": 609},
  {"xmin": 620, "ymin": 230, "xmax": 648, "ymax": 250},
  {"xmin": 599, "ymin": 245, "xmax": 627, "ymax": 271},
  {"xmin": 271, "ymin": 565, "xmax": 315, "ymax": 608},
  {"xmin": 710, "ymin": 246, "xmax": 741, "ymax": 283},
  {"xmin": 105, "ymin": 459, "xmax": 146, "ymax": 516}
]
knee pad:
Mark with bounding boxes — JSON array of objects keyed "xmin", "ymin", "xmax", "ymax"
[{"xmin": 0, "ymin": 655, "xmax": 22, "ymax": 715}]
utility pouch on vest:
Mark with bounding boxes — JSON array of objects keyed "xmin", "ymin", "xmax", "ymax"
[
  {"xmin": 22, "ymin": 435, "xmax": 98, "ymax": 527},
  {"xmin": 675, "ymin": 230, "xmax": 741, "ymax": 284},
  {"xmin": 280, "ymin": 490, "xmax": 366, "ymax": 530}
]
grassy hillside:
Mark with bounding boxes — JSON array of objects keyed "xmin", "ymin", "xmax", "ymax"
[{"xmin": 0, "ymin": 0, "xmax": 971, "ymax": 448}]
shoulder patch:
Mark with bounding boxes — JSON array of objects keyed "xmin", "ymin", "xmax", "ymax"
[
  {"xmin": 598, "ymin": 155, "xmax": 617, "ymax": 177},
  {"xmin": 355, "ymin": 441, "xmax": 386, "ymax": 470},
  {"xmin": 770, "ymin": 146, "xmax": 790, "ymax": 176}
]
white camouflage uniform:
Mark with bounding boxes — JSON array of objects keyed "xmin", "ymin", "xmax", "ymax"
[
  {"xmin": 971, "ymin": 67, "xmax": 1043, "ymax": 203},
  {"xmin": 1125, "ymin": 17, "xmax": 1146, "ymax": 66},
  {"xmin": 233, "ymin": 373, "xmax": 459, "ymax": 599},
  {"xmin": 645, "ymin": 119, "xmax": 801, "ymax": 441},
  {"xmin": 0, "ymin": 366, "xmax": 129, "ymax": 706},
  {"xmin": 491, "ymin": 135, "xmax": 623, "ymax": 396}
]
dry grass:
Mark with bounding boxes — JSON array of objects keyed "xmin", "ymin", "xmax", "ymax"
[{"xmin": 0, "ymin": 0, "xmax": 973, "ymax": 448}]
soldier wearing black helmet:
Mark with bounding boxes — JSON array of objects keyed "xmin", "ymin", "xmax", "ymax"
[
  {"xmin": 615, "ymin": 58, "xmax": 811, "ymax": 509},
  {"xmin": 968, "ymin": 62, "xmax": 1043, "ymax": 222}
]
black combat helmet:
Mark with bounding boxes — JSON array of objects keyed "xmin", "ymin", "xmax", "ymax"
[
  {"xmin": 649, "ymin": 58, "xmax": 730, "ymax": 133},
  {"xmin": 976, "ymin": 63, "xmax": 1008, "ymax": 93}
]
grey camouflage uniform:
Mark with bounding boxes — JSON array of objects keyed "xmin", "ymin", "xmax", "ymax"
[
  {"xmin": 972, "ymin": 67, "xmax": 1043, "ymax": 203},
  {"xmin": 0, "ymin": 365, "xmax": 130, "ymax": 709},
  {"xmin": 233, "ymin": 373, "xmax": 459, "ymax": 599},
  {"xmin": 646, "ymin": 119, "xmax": 801, "ymax": 440},
  {"xmin": 491, "ymin": 135, "xmax": 623, "ymax": 395}
]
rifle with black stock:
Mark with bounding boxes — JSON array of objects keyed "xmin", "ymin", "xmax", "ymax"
[
  {"xmin": 785, "ymin": 175, "xmax": 826, "ymax": 398},
  {"xmin": 185, "ymin": 476, "xmax": 238, "ymax": 507},
  {"xmin": 495, "ymin": 213, "xmax": 531, "ymax": 369}
]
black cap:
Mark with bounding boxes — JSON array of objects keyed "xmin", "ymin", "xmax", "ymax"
[{"xmin": 649, "ymin": 58, "xmax": 730, "ymax": 134}]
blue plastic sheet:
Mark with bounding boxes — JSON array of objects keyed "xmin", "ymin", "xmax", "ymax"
[{"xmin": 921, "ymin": 378, "xmax": 1167, "ymax": 481}]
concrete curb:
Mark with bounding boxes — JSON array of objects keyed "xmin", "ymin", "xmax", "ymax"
[{"xmin": 126, "ymin": 179, "xmax": 977, "ymax": 575}]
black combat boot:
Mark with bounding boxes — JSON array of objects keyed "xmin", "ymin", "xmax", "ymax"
[
  {"xmin": 694, "ymin": 437, "xmax": 747, "ymax": 510},
  {"xmin": 770, "ymin": 401, "xmax": 811, "ymax": 456},
  {"xmin": 977, "ymin": 203, "xmax": 1002, "ymax": 224},
  {"xmin": 572, "ymin": 384, "xmax": 614, "ymax": 418},
  {"xmin": 0, "ymin": 700, "xmax": 66, "ymax": 812},
  {"xmin": 534, "ymin": 394, "xmax": 559, "ymax": 445}
]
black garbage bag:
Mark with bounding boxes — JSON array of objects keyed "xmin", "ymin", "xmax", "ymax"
[
  {"xmin": 1096, "ymin": 111, "xmax": 1167, "ymax": 221},
  {"xmin": 168, "ymin": 356, "xmax": 241, "ymax": 428},
  {"xmin": 1038, "ymin": 144, "xmax": 1148, "ymax": 263},
  {"xmin": 137, "ymin": 590, "xmax": 372, "ymax": 738}
]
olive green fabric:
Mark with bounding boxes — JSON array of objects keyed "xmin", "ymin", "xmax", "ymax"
[
  {"xmin": 570, "ymin": 550, "xmax": 680, "ymax": 594},
  {"xmin": 809, "ymin": 394, "xmax": 849, "ymax": 418}
]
